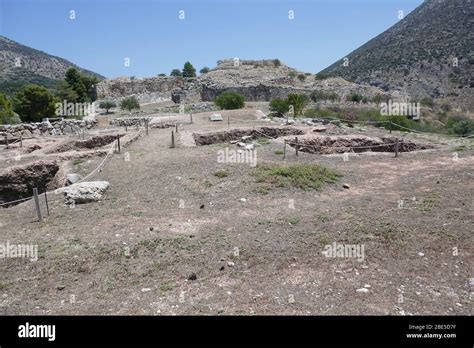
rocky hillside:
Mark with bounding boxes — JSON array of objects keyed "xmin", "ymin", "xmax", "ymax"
[
  {"xmin": 320, "ymin": 0, "xmax": 473, "ymax": 110},
  {"xmin": 0, "ymin": 35, "xmax": 103, "ymax": 95},
  {"xmin": 97, "ymin": 59, "xmax": 397, "ymax": 103}
]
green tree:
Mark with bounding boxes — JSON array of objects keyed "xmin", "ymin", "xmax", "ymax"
[
  {"xmin": 199, "ymin": 67, "xmax": 210, "ymax": 74},
  {"xmin": 56, "ymin": 80, "xmax": 79, "ymax": 103},
  {"xmin": 170, "ymin": 69, "xmax": 183, "ymax": 77},
  {"xmin": 287, "ymin": 93, "xmax": 308, "ymax": 116},
  {"xmin": 99, "ymin": 100, "xmax": 117, "ymax": 114},
  {"xmin": 157, "ymin": 73, "xmax": 166, "ymax": 77},
  {"xmin": 215, "ymin": 91, "xmax": 245, "ymax": 110},
  {"xmin": 120, "ymin": 96, "xmax": 140, "ymax": 114},
  {"xmin": 269, "ymin": 98, "xmax": 289, "ymax": 117},
  {"xmin": 81, "ymin": 74, "xmax": 99, "ymax": 101},
  {"xmin": 65, "ymin": 68, "xmax": 88, "ymax": 102},
  {"xmin": 182, "ymin": 62, "xmax": 197, "ymax": 78},
  {"xmin": 297, "ymin": 74, "xmax": 306, "ymax": 81},
  {"xmin": 13, "ymin": 84, "xmax": 56, "ymax": 122},
  {"xmin": 0, "ymin": 93, "xmax": 16, "ymax": 124}
]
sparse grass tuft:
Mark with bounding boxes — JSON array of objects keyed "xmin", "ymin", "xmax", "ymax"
[
  {"xmin": 317, "ymin": 213, "xmax": 330, "ymax": 222},
  {"xmin": 416, "ymin": 192, "xmax": 440, "ymax": 212},
  {"xmin": 274, "ymin": 149, "xmax": 284, "ymax": 155},
  {"xmin": 252, "ymin": 164, "xmax": 341, "ymax": 191},
  {"xmin": 257, "ymin": 138, "xmax": 270, "ymax": 145},
  {"xmin": 287, "ymin": 217, "xmax": 300, "ymax": 226},
  {"xmin": 214, "ymin": 169, "xmax": 229, "ymax": 178},
  {"xmin": 73, "ymin": 158, "xmax": 85, "ymax": 166},
  {"xmin": 160, "ymin": 281, "xmax": 174, "ymax": 292}
]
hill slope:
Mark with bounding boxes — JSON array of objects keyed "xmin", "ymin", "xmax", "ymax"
[
  {"xmin": 320, "ymin": 0, "xmax": 473, "ymax": 109},
  {"xmin": 0, "ymin": 35, "xmax": 104, "ymax": 95}
]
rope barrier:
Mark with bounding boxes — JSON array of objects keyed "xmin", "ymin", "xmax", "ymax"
[
  {"xmin": 0, "ymin": 127, "xmax": 142, "ymax": 207},
  {"xmin": 0, "ymin": 196, "xmax": 33, "ymax": 207}
]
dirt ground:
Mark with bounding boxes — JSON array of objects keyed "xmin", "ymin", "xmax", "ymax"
[{"xmin": 0, "ymin": 108, "xmax": 472, "ymax": 315}]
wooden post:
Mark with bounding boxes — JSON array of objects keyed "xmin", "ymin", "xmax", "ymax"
[
  {"xmin": 117, "ymin": 135, "xmax": 121, "ymax": 153},
  {"xmin": 175, "ymin": 124, "xmax": 178, "ymax": 133},
  {"xmin": 44, "ymin": 191, "xmax": 50, "ymax": 216},
  {"xmin": 389, "ymin": 121, "xmax": 392, "ymax": 134},
  {"xmin": 171, "ymin": 130, "xmax": 175, "ymax": 148},
  {"xmin": 33, "ymin": 188, "xmax": 42, "ymax": 222},
  {"xmin": 145, "ymin": 120, "xmax": 149, "ymax": 135},
  {"xmin": 295, "ymin": 137, "xmax": 299, "ymax": 157},
  {"xmin": 395, "ymin": 138, "xmax": 399, "ymax": 157},
  {"xmin": 283, "ymin": 140, "xmax": 286, "ymax": 160},
  {"xmin": 20, "ymin": 134, "xmax": 23, "ymax": 147},
  {"xmin": 125, "ymin": 125, "xmax": 128, "ymax": 132},
  {"xmin": 228, "ymin": 115, "xmax": 230, "ymax": 128},
  {"xmin": 5, "ymin": 134, "xmax": 8, "ymax": 149},
  {"xmin": 190, "ymin": 114, "xmax": 193, "ymax": 124}
]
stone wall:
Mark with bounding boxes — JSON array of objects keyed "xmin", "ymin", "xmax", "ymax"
[{"xmin": 0, "ymin": 119, "xmax": 97, "ymax": 139}]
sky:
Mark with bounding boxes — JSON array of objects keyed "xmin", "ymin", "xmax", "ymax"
[{"xmin": 0, "ymin": 0, "xmax": 423, "ymax": 78}]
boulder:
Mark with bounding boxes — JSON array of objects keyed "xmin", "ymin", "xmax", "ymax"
[
  {"xmin": 61, "ymin": 181, "xmax": 110, "ymax": 205},
  {"xmin": 66, "ymin": 173, "xmax": 82, "ymax": 185},
  {"xmin": 209, "ymin": 113, "xmax": 223, "ymax": 122}
]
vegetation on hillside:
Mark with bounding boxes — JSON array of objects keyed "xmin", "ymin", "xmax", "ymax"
[{"xmin": 215, "ymin": 91, "xmax": 245, "ymax": 110}]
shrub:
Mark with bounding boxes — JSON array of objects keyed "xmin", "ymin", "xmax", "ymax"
[
  {"xmin": 215, "ymin": 91, "xmax": 245, "ymax": 110},
  {"xmin": 0, "ymin": 93, "xmax": 15, "ymax": 124},
  {"xmin": 287, "ymin": 93, "xmax": 308, "ymax": 116},
  {"xmin": 269, "ymin": 98, "xmax": 289, "ymax": 117},
  {"xmin": 120, "ymin": 96, "xmax": 140, "ymax": 114},
  {"xmin": 272, "ymin": 59, "xmax": 281, "ymax": 67},
  {"xmin": 310, "ymin": 90, "xmax": 340, "ymax": 102},
  {"xmin": 297, "ymin": 74, "xmax": 306, "ymax": 81},
  {"xmin": 420, "ymin": 96, "xmax": 434, "ymax": 107},
  {"xmin": 303, "ymin": 108, "xmax": 335, "ymax": 118},
  {"xmin": 314, "ymin": 73, "xmax": 329, "ymax": 80},
  {"xmin": 199, "ymin": 67, "xmax": 210, "ymax": 74},
  {"xmin": 170, "ymin": 69, "xmax": 182, "ymax": 77},
  {"xmin": 347, "ymin": 92, "xmax": 363, "ymax": 103},
  {"xmin": 372, "ymin": 94, "xmax": 390, "ymax": 104},
  {"xmin": 99, "ymin": 100, "xmax": 116, "ymax": 114},
  {"xmin": 288, "ymin": 71, "xmax": 297, "ymax": 78},
  {"xmin": 446, "ymin": 118, "xmax": 474, "ymax": 136}
]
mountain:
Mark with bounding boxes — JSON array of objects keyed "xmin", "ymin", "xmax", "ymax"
[
  {"xmin": 320, "ymin": 0, "xmax": 473, "ymax": 110},
  {"xmin": 0, "ymin": 35, "xmax": 104, "ymax": 95}
]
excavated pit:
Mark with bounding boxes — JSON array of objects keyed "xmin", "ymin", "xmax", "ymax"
[
  {"xmin": 45, "ymin": 134, "xmax": 122, "ymax": 154},
  {"xmin": 286, "ymin": 135, "xmax": 434, "ymax": 154},
  {"xmin": 0, "ymin": 160, "xmax": 60, "ymax": 207},
  {"xmin": 193, "ymin": 127, "xmax": 304, "ymax": 145}
]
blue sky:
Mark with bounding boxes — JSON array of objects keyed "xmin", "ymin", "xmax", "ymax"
[{"xmin": 0, "ymin": 0, "xmax": 423, "ymax": 78}]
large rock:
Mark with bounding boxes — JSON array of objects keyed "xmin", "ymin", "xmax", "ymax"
[
  {"xmin": 61, "ymin": 181, "xmax": 109, "ymax": 205},
  {"xmin": 66, "ymin": 173, "xmax": 82, "ymax": 185}
]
